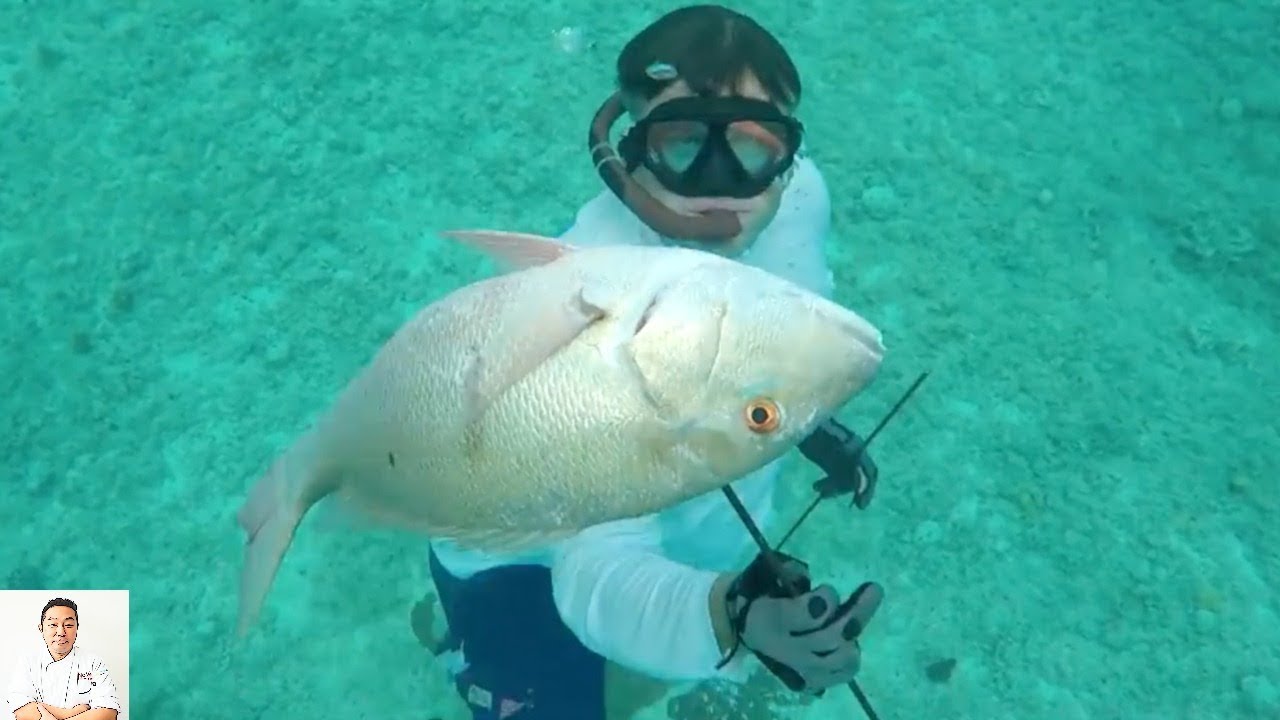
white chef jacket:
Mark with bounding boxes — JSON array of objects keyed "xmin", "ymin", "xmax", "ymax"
[
  {"xmin": 5, "ymin": 645, "xmax": 121, "ymax": 714},
  {"xmin": 430, "ymin": 151, "xmax": 840, "ymax": 683}
]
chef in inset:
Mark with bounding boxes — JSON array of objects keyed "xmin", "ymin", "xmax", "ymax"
[{"xmin": 5, "ymin": 598, "xmax": 121, "ymax": 720}]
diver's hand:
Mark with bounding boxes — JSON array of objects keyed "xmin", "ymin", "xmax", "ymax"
[
  {"xmin": 800, "ymin": 418, "xmax": 878, "ymax": 509},
  {"xmin": 723, "ymin": 551, "xmax": 883, "ymax": 694}
]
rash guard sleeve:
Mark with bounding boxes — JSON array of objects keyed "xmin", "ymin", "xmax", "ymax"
[{"xmin": 548, "ymin": 505, "xmax": 756, "ymax": 683}]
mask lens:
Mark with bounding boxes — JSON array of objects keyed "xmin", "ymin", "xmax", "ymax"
[
  {"xmin": 726, "ymin": 120, "xmax": 790, "ymax": 176},
  {"xmin": 645, "ymin": 120, "xmax": 708, "ymax": 173},
  {"xmin": 645, "ymin": 119, "xmax": 791, "ymax": 179}
]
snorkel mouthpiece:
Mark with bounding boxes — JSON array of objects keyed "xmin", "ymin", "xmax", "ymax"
[{"xmin": 589, "ymin": 92, "xmax": 743, "ymax": 242}]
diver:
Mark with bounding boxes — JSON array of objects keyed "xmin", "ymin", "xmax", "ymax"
[{"xmin": 413, "ymin": 6, "xmax": 883, "ymax": 719}]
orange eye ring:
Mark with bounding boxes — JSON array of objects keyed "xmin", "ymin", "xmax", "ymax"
[{"xmin": 744, "ymin": 398, "xmax": 781, "ymax": 434}]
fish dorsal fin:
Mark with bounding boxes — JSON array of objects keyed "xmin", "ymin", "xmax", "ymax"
[{"xmin": 441, "ymin": 229, "xmax": 576, "ymax": 273}]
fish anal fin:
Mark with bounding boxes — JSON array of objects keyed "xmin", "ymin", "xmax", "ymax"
[
  {"xmin": 436, "ymin": 526, "xmax": 582, "ymax": 555},
  {"xmin": 312, "ymin": 477, "xmax": 580, "ymax": 555}
]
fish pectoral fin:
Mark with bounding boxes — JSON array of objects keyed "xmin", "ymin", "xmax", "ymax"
[
  {"xmin": 315, "ymin": 490, "xmax": 581, "ymax": 554},
  {"xmin": 462, "ymin": 282, "xmax": 609, "ymax": 424},
  {"xmin": 441, "ymin": 229, "xmax": 577, "ymax": 273}
]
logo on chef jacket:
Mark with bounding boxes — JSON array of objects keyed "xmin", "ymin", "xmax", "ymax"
[{"xmin": 76, "ymin": 672, "xmax": 96, "ymax": 686}]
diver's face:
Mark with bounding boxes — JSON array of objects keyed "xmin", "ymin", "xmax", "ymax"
[
  {"xmin": 41, "ymin": 606, "xmax": 77, "ymax": 659},
  {"xmin": 629, "ymin": 73, "xmax": 790, "ymax": 257}
]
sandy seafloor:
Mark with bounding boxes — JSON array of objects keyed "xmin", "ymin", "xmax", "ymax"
[{"xmin": 1, "ymin": 2, "xmax": 1277, "ymax": 719}]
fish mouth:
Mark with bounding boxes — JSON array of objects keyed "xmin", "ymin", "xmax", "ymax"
[
  {"xmin": 849, "ymin": 318, "xmax": 885, "ymax": 360},
  {"xmin": 849, "ymin": 323, "xmax": 885, "ymax": 379},
  {"xmin": 815, "ymin": 300, "xmax": 885, "ymax": 382},
  {"xmin": 792, "ymin": 289, "xmax": 885, "ymax": 363},
  {"xmin": 818, "ymin": 295, "xmax": 884, "ymax": 360}
]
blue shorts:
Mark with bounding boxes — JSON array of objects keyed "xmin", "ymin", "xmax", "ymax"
[{"xmin": 428, "ymin": 549, "xmax": 606, "ymax": 719}]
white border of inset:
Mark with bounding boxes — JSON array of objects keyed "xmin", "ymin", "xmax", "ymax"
[{"xmin": 0, "ymin": 590, "xmax": 130, "ymax": 720}]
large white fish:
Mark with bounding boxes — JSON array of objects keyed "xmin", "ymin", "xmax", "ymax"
[{"xmin": 235, "ymin": 230, "xmax": 884, "ymax": 634}]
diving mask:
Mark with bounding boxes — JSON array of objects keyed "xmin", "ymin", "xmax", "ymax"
[
  {"xmin": 619, "ymin": 95, "xmax": 803, "ymax": 199},
  {"xmin": 589, "ymin": 93, "xmax": 804, "ymax": 241}
]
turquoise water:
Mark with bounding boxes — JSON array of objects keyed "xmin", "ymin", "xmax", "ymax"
[{"xmin": 2, "ymin": 2, "xmax": 1277, "ymax": 719}]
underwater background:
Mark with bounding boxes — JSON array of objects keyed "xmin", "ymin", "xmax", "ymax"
[{"xmin": 1, "ymin": 1, "xmax": 1276, "ymax": 719}]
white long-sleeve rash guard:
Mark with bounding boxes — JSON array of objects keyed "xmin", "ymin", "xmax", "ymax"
[{"xmin": 429, "ymin": 153, "xmax": 838, "ymax": 682}]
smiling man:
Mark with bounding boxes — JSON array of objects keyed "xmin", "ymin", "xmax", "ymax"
[{"xmin": 5, "ymin": 598, "xmax": 120, "ymax": 720}]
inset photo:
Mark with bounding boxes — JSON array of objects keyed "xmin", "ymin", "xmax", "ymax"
[{"xmin": 0, "ymin": 590, "xmax": 129, "ymax": 720}]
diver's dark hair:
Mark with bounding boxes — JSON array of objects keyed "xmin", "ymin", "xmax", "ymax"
[
  {"xmin": 40, "ymin": 597, "xmax": 78, "ymax": 625},
  {"xmin": 616, "ymin": 5, "xmax": 802, "ymax": 110}
]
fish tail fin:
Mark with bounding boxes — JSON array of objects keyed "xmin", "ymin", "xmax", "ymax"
[{"xmin": 235, "ymin": 431, "xmax": 333, "ymax": 637}]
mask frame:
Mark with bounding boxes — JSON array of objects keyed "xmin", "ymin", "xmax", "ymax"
[{"xmin": 617, "ymin": 95, "xmax": 804, "ymax": 200}]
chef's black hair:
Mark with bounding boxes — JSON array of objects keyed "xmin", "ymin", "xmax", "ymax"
[
  {"xmin": 40, "ymin": 597, "xmax": 78, "ymax": 625},
  {"xmin": 616, "ymin": 5, "xmax": 802, "ymax": 110}
]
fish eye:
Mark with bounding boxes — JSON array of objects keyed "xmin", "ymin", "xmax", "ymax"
[{"xmin": 744, "ymin": 398, "xmax": 781, "ymax": 433}]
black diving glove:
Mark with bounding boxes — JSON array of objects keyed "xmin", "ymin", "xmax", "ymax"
[
  {"xmin": 716, "ymin": 550, "xmax": 883, "ymax": 695},
  {"xmin": 798, "ymin": 418, "xmax": 879, "ymax": 509}
]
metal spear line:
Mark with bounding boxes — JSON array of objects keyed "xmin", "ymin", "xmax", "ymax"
[{"xmin": 720, "ymin": 370, "xmax": 930, "ymax": 720}]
